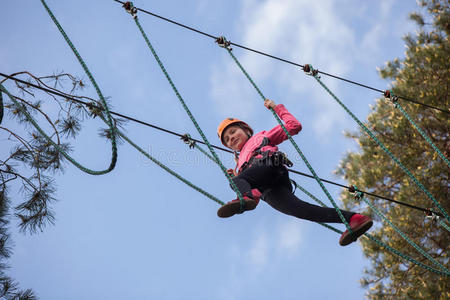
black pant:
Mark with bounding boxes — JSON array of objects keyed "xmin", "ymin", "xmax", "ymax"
[{"xmin": 232, "ymin": 161, "xmax": 355, "ymax": 223}]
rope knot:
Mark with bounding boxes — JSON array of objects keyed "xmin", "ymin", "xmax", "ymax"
[
  {"xmin": 303, "ymin": 64, "xmax": 320, "ymax": 78},
  {"xmin": 215, "ymin": 36, "xmax": 232, "ymax": 50},
  {"xmin": 181, "ymin": 133, "xmax": 196, "ymax": 148},
  {"xmin": 123, "ymin": 1, "xmax": 138, "ymax": 19}
]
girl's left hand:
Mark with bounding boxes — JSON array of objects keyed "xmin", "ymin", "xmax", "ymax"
[{"xmin": 264, "ymin": 99, "xmax": 276, "ymax": 109}]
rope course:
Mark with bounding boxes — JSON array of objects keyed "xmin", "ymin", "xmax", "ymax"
[
  {"xmin": 2, "ymin": 0, "xmax": 447, "ymax": 276},
  {"xmin": 112, "ymin": 0, "xmax": 450, "ymax": 115},
  {"xmin": 213, "ymin": 36, "xmax": 354, "ymax": 233},
  {"xmin": 1, "ymin": 72, "xmax": 442, "ymax": 219},
  {"xmin": 215, "ymin": 38, "xmax": 448, "ymax": 275}
]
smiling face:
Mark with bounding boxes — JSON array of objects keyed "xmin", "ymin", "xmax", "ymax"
[{"xmin": 222, "ymin": 125, "xmax": 250, "ymax": 151}]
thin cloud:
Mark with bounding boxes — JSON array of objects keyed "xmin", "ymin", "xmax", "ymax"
[
  {"xmin": 209, "ymin": 0, "xmax": 407, "ymax": 139},
  {"xmin": 276, "ymin": 219, "xmax": 304, "ymax": 257}
]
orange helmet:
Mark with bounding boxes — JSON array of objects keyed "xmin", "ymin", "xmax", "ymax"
[{"xmin": 217, "ymin": 118, "xmax": 253, "ymax": 146}]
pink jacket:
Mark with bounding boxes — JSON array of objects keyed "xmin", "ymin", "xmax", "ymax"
[{"xmin": 237, "ymin": 104, "xmax": 302, "ymax": 173}]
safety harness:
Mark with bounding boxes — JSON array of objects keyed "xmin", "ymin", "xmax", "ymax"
[{"xmin": 239, "ymin": 137, "xmax": 293, "ymax": 174}]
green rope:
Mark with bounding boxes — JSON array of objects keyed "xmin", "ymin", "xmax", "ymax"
[
  {"xmin": 304, "ymin": 65, "xmax": 449, "ymax": 222},
  {"xmin": 36, "ymin": 0, "xmax": 118, "ymax": 175},
  {"xmin": 217, "ymin": 38, "xmax": 352, "ymax": 232},
  {"xmin": 0, "ymin": 83, "xmax": 114, "ymax": 175},
  {"xmin": 123, "ymin": 4, "xmax": 246, "ymax": 210},
  {"xmin": 353, "ymin": 187, "xmax": 448, "ymax": 273},
  {"xmin": 387, "ymin": 90, "xmax": 450, "ymax": 168},
  {"xmin": 296, "ymin": 182, "xmax": 449, "ymax": 276},
  {"xmin": 437, "ymin": 219, "xmax": 450, "ymax": 233}
]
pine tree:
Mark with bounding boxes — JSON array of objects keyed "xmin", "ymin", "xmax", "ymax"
[
  {"xmin": 0, "ymin": 71, "xmax": 124, "ymax": 299},
  {"xmin": 336, "ymin": 1, "xmax": 449, "ymax": 298}
]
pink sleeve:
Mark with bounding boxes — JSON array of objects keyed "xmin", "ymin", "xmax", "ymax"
[{"xmin": 265, "ymin": 104, "xmax": 302, "ymax": 145}]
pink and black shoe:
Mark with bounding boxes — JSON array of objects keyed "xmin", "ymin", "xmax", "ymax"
[
  {"xmin": 217, "ymin": 190, "xmax": 261, "ymax": 218},
  {"xmin": 339, "ymin": 214, "xmax": 373, "ymax": 246}
]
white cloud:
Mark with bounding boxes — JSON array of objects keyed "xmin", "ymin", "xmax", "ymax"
[
  {"xmin": 276, "ymin": 219, "xmax": 303, "ymax": 257},
  {"xmin": 225, "ymin": 218, "xmax": 305, "ymax": 273},
  {"xmin": 209, "ymin": 0, "xmax": 412, "ymax": 139},
  {"xmin": 246, "ymin": 231, "xmax": 269, "ymax": 269},
  {"xmin": 209, "ymin": 0, "xmax": 359, "ymax": 137}
]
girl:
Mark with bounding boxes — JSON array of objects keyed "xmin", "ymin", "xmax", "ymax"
[{"xmin": 217, "ymin": 99, "xmax": 372, "ymax": 246}]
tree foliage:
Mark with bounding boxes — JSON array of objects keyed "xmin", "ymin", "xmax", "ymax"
[
  {"xmin": 0, "ymin": 71, "xmax": 124, "ymax": 299},
  {"xmin": 336, "ymin": 1, "xmax": 449, "ymax": 299}
]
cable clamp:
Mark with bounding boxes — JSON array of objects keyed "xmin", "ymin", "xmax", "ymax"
[
  {"xmin": 349, "ymin": 185, "xmax": 364, "ymax": 200},
  {"xmin": 384, "ymin": 89, "xmax": 399, "ymax": 107},
  {"xmin": 123, "ymin": 1, "xmax": 138, "ymax": 19},
  {"xmin": 215, "ymin": 36, "xmax": 232, "ymax": 50},
  {"xmin": 425, "ymin": 208, "xmax": 440, "ymax": 221},
  {"xmin": 180, "ymin": 133, "xmax": 196, "ymax": 149},
  {"xmin": 303, "ymin": 64, "xmax": 320, "ymax": 78}
]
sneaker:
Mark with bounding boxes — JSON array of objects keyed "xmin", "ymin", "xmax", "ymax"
[
  {"xmin": 339, "ymin": 214, "xmax": 373, "ymax": 246},
  {"xmin": 217, "ymin": 197, "xmax": 257, "ymax": 218}
]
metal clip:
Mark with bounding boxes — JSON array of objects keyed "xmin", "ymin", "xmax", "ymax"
[
  {"xmin": 215, "ymin": 36, "xmax": 232, "ymax": 50},
  {"xmin": 349, "ymin": 185, "xmax": 364, "ymax": 200},
  {"xmin": 123, "ymin": 2, "xmax": 138, "ymax": 19},
  {"xmin": 181, "ymin": 133, "xmax": 196, "ymax": 149},
  {"xmin": 425, "ymin": 208, "xmax": 440, "ymax": 221},
  {"xmin": 384, "ymin": 89, "xmax": 399, "ymax": 107},
  {"xmin": 303, "ymin": 64, "xmax": 320, "ymax": 78}
]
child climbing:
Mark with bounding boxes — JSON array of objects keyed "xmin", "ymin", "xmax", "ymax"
[{"xmin": 217, "ymin": 99, "xmax": 373, "ymax": 246}]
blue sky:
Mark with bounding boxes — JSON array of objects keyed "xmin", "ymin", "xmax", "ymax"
[{"xmin": 1, "ymin": 0, "xmax": 420, "ymax": 299}]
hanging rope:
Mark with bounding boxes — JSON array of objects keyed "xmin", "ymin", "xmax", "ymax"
[
  {"xmin": 215, "ymin": 36, "xmax": 353, "ymax": 233},
  {"xmin": 295, "ymin": 183, "xmax": 450, "ymax": 276},
  {"xmin": 303, "ymin": 64, "xmax": 449, "ymax": 222},
  {"xmin": 20, "ymin": 0, "xmax": 119, "ymax": 175},
  {"xmin": 121, "ymin": 2, "xmax": 246, "ymax": 211},
  {"xmin": 384, "ymin": 90, "xmax": 450, "ymax": 167}
]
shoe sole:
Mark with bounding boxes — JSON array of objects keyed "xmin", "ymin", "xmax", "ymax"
[
  {"xmin": 339, "ymin": 219, "xmax": 373, "ymax": 246},
  {"xmin": 217, "ymin": 199, "xmax": 257, "ymax": 218}
]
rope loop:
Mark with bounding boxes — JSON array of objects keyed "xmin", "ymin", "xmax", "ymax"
[
  {"xmin": 180, "ymin": 133, "xmax": 196, "ymax": 148},
  {"xmin": 123, "ymin": 1, "xmax": 138, "ymax": 19},
  {"xmin": 215, "ymin": 36, "xmax": 232, "ymax": 50}
]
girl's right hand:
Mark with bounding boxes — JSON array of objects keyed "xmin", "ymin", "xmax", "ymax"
[
  {"xmin": 227, "ymin": 169, "xmax": 236, "ymax": 177},
  {"xmin": 264, "ymin": 99, "xmax": 276, "ymax": 109}
]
